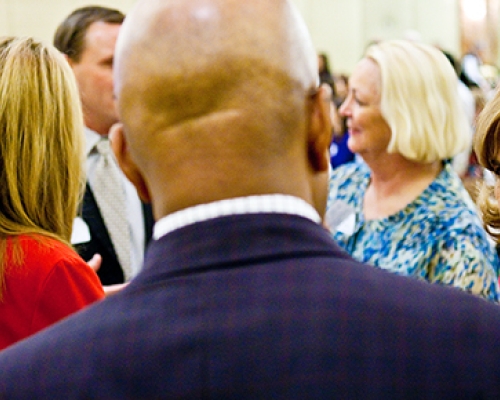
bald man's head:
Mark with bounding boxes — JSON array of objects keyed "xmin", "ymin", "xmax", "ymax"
[
  {"xmin": 115, "ymin": 0, "xmax": 317, "ymax": 91},
  {"xmin": 115, "ymin": 0, "xmax": 317, "ymax": 134},
  {"xmin": 112, "ymin": 0, "xmax": 331, "ymax": 217}
]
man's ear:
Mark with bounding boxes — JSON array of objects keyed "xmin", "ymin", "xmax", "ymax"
[
  {"xmin": 307, "ymin": 84, "xmax": 333, "ymax": 173},
  {"xmin": 109, "ymin": 123, "xmax": 152, "ymax": 203}
]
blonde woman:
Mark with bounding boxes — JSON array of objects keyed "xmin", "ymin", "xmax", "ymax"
[
  {"xmin": 326, "ymin": 40, "xmax": 499, "ymax": 302},
  {"xmin": 0, "ymin": 37, "xmax": 104, "ymax": 350}
]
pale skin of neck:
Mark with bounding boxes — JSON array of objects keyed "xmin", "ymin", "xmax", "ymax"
[
  {"xmin": 84, "ymin": 115, "xmax": 113, "ymax": 137},
  {"xmin": 361, "ymin": 151, "xmax": 443, "ymax": 220}
]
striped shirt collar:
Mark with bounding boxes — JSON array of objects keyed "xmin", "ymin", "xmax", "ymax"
[{"xmin": 153, "ymin": 194, "xmax": 321, "ymax": 240}]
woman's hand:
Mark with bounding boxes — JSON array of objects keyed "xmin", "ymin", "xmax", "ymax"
[{"xmin": 87, "ymin": 254, "xmax": 129, "ymax": 296}]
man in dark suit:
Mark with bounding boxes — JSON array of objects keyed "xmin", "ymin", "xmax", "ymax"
[
  {"xmin": 54, "ymin": 6, "xmax": 154, "ymax": 285},
  {"xmin": 2, "ymin": 0, "xmax": 500, "ymax": 398}
]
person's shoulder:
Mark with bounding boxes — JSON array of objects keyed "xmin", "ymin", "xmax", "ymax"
[
  {"xmin": 4, "ymin": 234, "xmax": 97, "ymax": 306},
  {"xmin": 416, "ymin": 167, "xmax": 494, "ymax": 252},
  {"xmin": 18, "ymin": 234, "xmax": 86, "ymax": 272},
  {"xmin": 330, "ymin": 161, "xmax": 367, "ymax": 188},
  {"xmin": 419, "ymin": 164, "xmax": 478, "ymax": 219},
  {"xmin": 331, "ymin": 160, "xmax": 366, "ymax": 176},
  {"xmin": 327, "ymin": 161, "xmax": 366, "ymax": 214},
  {"xmin": 320, "ymin": 246, "xmax": 500, "ymax": 321}
]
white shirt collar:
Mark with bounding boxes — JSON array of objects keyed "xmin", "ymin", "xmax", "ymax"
[
  {"xmin": 85, "ymin": 127, "xmax": 105, "ymax": 156},
  {"xmin": 153, "ymin": 194, "xmax": 321, "ymax": 240}
]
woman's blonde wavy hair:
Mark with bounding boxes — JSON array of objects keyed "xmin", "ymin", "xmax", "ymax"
[
  {"xmin": 365, "ymin": 40, "xmax": 471, "ymax": 163},
  {"xmin": 475, "ymin": 88, "xmax": 500, "ymax": 242},
  {"xmin": 0, "ymin": 37, "xmax": 85, "ymax": 297}
]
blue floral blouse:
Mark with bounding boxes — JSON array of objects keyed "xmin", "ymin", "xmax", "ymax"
[{"xmin": 326, "ymin": 161, "xmax": 500, "ymax": 302}]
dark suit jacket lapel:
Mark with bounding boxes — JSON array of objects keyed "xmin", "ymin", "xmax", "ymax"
[
  {"xmin": 81, "ymin": 184, "xmax": 118, "ymax": 261},
  {"xmin": 142, "ymin": 203, "xmax": 154, "ymax": 248}
]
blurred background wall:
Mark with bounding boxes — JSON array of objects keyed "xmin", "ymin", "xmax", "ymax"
[
  {"xmin": 0, "ymin": 0, "xmax": 497, "ymax": 76},
  {"xmin": 0, "ymin": 0, "xmax": 135, "ymax": 45},
  {"xmin": 292, "ymin": 0, "xmax": 461, "ymax": 74}
]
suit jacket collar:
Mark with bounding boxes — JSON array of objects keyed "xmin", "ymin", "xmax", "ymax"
[{"xmin": 136, "ymin": 213, "xmax": 350, "ymax": 284}]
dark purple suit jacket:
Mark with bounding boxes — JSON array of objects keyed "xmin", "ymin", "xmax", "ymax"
[{"xmin": 1, "ymin": 213, "xmax": 500, "ymax": 399}]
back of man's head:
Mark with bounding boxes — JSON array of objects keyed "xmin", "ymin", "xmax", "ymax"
[
  {"xmin": 54, "ymin": 6, "xmax": 124, "ymax": 62},
  {"xmin": 111, "ymin": 0, "xmax": 331, "ymax": 218}
]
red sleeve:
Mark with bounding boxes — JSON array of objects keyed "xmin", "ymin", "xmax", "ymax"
[{"xmin": 30, "ymin": 257, "xmax": 105, "ymax": 335}]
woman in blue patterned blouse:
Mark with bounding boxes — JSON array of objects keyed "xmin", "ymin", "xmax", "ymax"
[{"xmin": 326, "ymin": 40, "xmax": 499, "ymax": 302}]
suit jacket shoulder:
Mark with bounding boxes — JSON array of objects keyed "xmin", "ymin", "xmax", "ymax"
[{"xmin": 2, "ymin": 214, "xmax": 500, "ymax": 399}]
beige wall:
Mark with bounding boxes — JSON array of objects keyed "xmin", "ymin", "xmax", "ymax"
[
  {"xmin": 0, "ymin": 0, "xmax": 462, "ymax": 75},
  {"xmin": 0, "ymin": 0, "xmax": 135, "ymax": 44},
  {"xmin": 291, "ymin": 0, "xmax": 460, "ymax": 75}
]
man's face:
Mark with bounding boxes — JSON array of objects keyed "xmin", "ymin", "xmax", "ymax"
[{"xmin": 70, "ymin": 21, "xmax": 121, "ymax": 136}]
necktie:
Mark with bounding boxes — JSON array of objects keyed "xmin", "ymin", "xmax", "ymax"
[{"xmin": 90, "ymin": 138, "xmax": 132, "ymax": 280}]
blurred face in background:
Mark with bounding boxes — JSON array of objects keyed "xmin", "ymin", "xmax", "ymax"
[
  {"xmin": 334, "ymin": 75, "xmax": 348, "ymax": 102},
  {"xmin": 339, "ymin": 58, "xmax": 391, "ymax": 158},
  {"xmin": 68, "ymin": 21, "xmax": 121, "ymax": 136},
  {"xmin": 318, "ymin": 54, "xmax": 325, "ymax": 73}
]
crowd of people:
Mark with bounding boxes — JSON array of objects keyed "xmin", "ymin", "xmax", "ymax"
[{"xmin": 1, "ymin": 0, "xmax": 500, "ymax": 397}]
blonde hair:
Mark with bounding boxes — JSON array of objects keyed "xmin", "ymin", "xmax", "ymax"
[
  {"xmin": 365, "ymin": 40, "xmax": 471, "ymax": 162},
  {"xmin": 474, "ymin": 88, "xmax": 500, "ymax": 241},
  {"xmin": 0, "ymin": 37, "xmax": 85, "ymax": 295}
]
